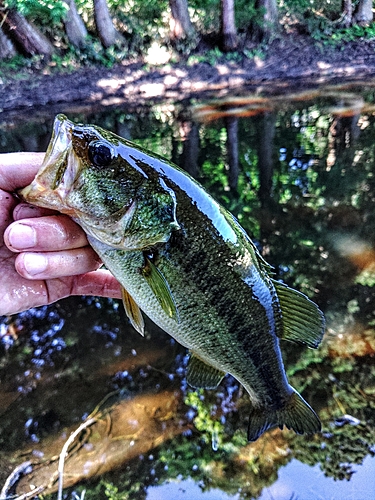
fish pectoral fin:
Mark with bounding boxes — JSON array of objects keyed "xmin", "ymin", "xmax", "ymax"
[
  {"xmin": 272, "ymin": 279, "xmax": 325, "ymax": 349},
  {"xmin": 121, "ymin": 287, "xmax": 145, "ymax": 336},
  {"xmin": 142, "ymin": 256, "xmax": 179, "ymax": 323},
  {"xmin": 186, "ymin": 353, "xmax": 226, "ymax": 389},
  {"xmin": 247, "ymin": 388, "xmax": 321, "ymax": 441}
]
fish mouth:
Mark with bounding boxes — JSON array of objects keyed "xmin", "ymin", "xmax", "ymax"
[
  {"xmin": 45, "ymin": 113, "xmax": 73, "ymax": 185},
  {"xmin": 20, "ymin": 114, "xmax": 77, "ymax": 210}
]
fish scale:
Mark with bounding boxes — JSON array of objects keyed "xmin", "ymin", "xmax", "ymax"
[
  {"xmin": 21, "ymin": 114, "xmax": 326, "ymax": 441},
  {"xmin": 87, "ymin": 191, "xmax": 305, "ymax": 419}
]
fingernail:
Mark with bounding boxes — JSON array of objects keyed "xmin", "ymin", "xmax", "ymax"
[
  {"xmin": 23, "ymin": 253, "xmax": 48, "ymax": 276},
  {"xmin": 8, "ymin": 223, "xmax": 37, "ymax": 250}
]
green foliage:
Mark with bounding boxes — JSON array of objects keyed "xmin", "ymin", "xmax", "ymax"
[
  {"xmin": 235, "ymin": 0, "xmax": 258, "ymax": 30},
  {"xmin": 280, "ymin": 0, "xmax": 375, "ymax": 45},
  {"xmin": 280, "ymin": 0, "xmax": 343, "ymax": 23},
  {"xmin": 355, "ymin": 268, "xmax": 375, "ymax": 287},
  {"xmin": 292, "ymin": 357, "xmax": 375, "ymax": 480},
  {"xmin": 49, "ymin": 37, "xmax": 126, "ymax": 70},
  {"xmin": 55, "ymin": 474, "xmax": 145, "ymax": 500},
  {"xmin": 103, "ymin": 482, "xmax": 129, "ymax": 499},
  {"xmin": 3, "ymin": 0, "xmax": 375, "ymax": 71},
  {"xmin": 190, "ymin": 0, "xmax": 258, "ymax": 33},
  {"xmin": 6, "ymin": 0, "xmax": 68, "ymax": 25},
  {"xmin": 189, "ymin": 0, "xmax": 220, "ymax": 33},
  {"xmin": 243, "ymin": 47, "xmax": 266, "ymax": 60},
  {"xmin": 312, "ymin": 23, "xmax": 375, "ymax": 45},
  {"xmin": 185, "ymin": 390, "xmax": 225, "ymax": 450},
  {"xmin": 0, "ymin": 54, "xmax": 45, "ymax": 79},
  {"xmin": 107, "ymin": 0, "xmax": 168, "ymax": 53},
  {"xmin": 187, "ymin": 47, "xmax": 226, "ymax": 66}
]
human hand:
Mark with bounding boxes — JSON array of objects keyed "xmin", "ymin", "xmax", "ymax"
[{"xmin": 0, "ymin": 152, "xmax": 122, "ymax": 316}]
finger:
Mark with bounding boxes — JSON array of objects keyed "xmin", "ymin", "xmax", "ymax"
[
  {"xmin": 0, "ymin": 153, "xmax": 44, "ymax": 191},
  {"xmin": 14, "ymin": 247, "xmax": 102, "ymax": 279},
  {"xmin": 0, "ymin": 189, "xmax": 17, "ymax": 235},
  {"xmin": 5, "ymin": 215, "xmax": 88, "ymax": 252},
  {"xmin": 72, "ymin": 270, "xmax": 122, "ymax": 300},
  {"xmin": 1, "ymin": 270, "xmax": 122, "ymax": 316},
  {"xmin": 13, "ymin": 203, "xmax": 58, "ymax": 220},
  {"xmin": 46, "ymin": 270, "xmax": 122, "ymax": 305}
]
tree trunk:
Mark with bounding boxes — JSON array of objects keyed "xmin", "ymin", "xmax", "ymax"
[
  {"xmin": 63, "ymin": 0, "xmax": 88, "ymax": 49},
  {"xmin": 341, "ymin": 0, "xmax": 353, "ymax": 27},
  {"xmin": 179, "ymin": 121, "xmax": 200, "ymax": 178},
  {"xmin": 1, "ymin": 8, "xmax": 54, "ymax": 57},
  {"xmin": 0, "ymin": 25, "xmax": 16, "ymax": 58},
  {"xmin": 169, "ymin": 0, "xmax": 195, "ymax": 40},
  {"xmin": 354, "ymin": 0, "xmax": 373, "ymax": 26},
  {"xmin": 220, "ymin": 0, "xmax": 237, "ymax": 52},
  {"xmin": 225, "ymin": 117, "xmax": 239, "ymax": 190},
  {"xmin": 93, "ymin": 0, "xmax": 121, "ymax": 48},
  {"xmin": 250, "ymin": 0, "xmax": 278, "ymax": 42},
  {"xmin": 257, "ymin": 112, "xmax": 276, "ymax": 208}
]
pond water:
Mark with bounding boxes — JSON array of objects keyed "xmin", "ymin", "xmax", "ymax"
[{"xmin": 1, "ymin": 83, "xmax": 375, "ymax": 499}]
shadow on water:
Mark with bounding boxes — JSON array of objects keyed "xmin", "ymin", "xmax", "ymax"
[{"xmin": 1, "ymin": 82, "xmax": 375, "ymax": 499}]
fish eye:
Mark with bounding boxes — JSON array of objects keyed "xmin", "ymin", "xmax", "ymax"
[{"xmin": 88, "ymin": 140, "xmax": 116, "ymax": 167}]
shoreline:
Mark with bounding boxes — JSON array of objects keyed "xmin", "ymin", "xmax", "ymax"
[{"xmin": 1, "ymin": 35, "xmax": 375, "ymax": 115}]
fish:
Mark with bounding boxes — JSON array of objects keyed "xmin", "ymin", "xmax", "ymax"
[{"xmin": 21, "ymin": 114, "xmax": 325, "ymax": 441}]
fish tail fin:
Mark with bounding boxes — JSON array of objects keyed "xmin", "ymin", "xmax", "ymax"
[{"xmin": 247, "ymin": 388, "xmax": 321, "ymax": 442}]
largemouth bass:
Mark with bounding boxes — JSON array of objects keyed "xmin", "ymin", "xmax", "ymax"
[{"xmin": 21, "ymin": 114, "xmax": 325, "ymax": 441}]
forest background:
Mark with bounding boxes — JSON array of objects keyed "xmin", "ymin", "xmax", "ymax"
[{"xmin": 0, "ymin": 0, "xmax": 374, "ymax": 81}]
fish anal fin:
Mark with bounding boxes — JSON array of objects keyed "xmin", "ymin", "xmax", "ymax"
[
  {"xmin": 121, "ymin": 287, "xmax": 145, "ymax": 336},
  {"xmin": 247, "ymin": 388, "xmax": 321, "ymax": 441},
  {"xmin": 142, "ymin": 257, "xmax": 179, "ymax": 323},
  {"xmin": 187, "ymin": 353, "xmax": 226, "ymax": 389},
  {"xmin": 273, "ymin": 279, "xmax": 325, "ymax": 349}
]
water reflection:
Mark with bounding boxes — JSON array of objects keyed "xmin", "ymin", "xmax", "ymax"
[
  {"xmin": 147, "ymin": 455, "xmax": 375, "ymax": 500},
  {"xmin": 1, "ymin": 83, "xmax": 375, "ymax": 498},
  {"xmin": 147, "ymin": 479, "xmax": 240, "ymax": 499},
  {"xmin": 259, "ymin": 456, "xmax": 375, "ymax": 500}
]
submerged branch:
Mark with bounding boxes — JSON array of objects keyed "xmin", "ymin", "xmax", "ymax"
[
  {"xmin": 0, "ymin": 461, "xmax": 44, "ymax": 499},
  {"xmin": 57, "ymin": 417, "xmax": 97, "ymax": 500}
]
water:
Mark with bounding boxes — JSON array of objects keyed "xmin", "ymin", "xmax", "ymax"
[
  {"xmin": 147, "ymin": 479, "xmax": 241, "ymax": 499},
  {"xmin": 1, "ymin": 83, "xmax": 375, "ymax": 499},
  {"xmin": 260, "ymin": 456, "xmax": 375, "ymax": 500},
  {"xmin": 147, "ymin": 456, "xmax": 375, "ymax": 500}
]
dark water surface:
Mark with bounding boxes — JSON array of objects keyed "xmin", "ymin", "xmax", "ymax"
[{"xmin": 1, "ymin": 84, "xmax": 375, "ymax": 499}]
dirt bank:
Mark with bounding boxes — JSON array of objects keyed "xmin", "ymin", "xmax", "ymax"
[{"xmin": 1, "ymin": 34, "xmax": 375, "ymax": 114}]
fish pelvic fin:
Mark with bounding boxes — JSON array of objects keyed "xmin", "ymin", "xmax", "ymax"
[
  {"xmin": 121, "ymin": 287, "xmax": 145, "ymax": 336},
  {"xmin": 142, "ymin": 256, "xmax": 179, "ymax": 323},
  {"xmin": 247, "ymin": 388, "xmax": 321, "ymax": 442}
]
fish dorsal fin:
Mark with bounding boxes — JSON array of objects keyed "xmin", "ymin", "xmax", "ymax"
[
  {"xmin": 187, "ymin": 353, "xmax": 226, "ymax": 389},
  {"xmin": 142, "ymin": 256, "xmax": 179, "ymax": 323},
  {"xmin": 272, "ymin": 279, "xmax": 325, "ymax": 349},
  {"xmin": 121, "ymin": 287, "xmax": 145, "ymax": 336}
]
